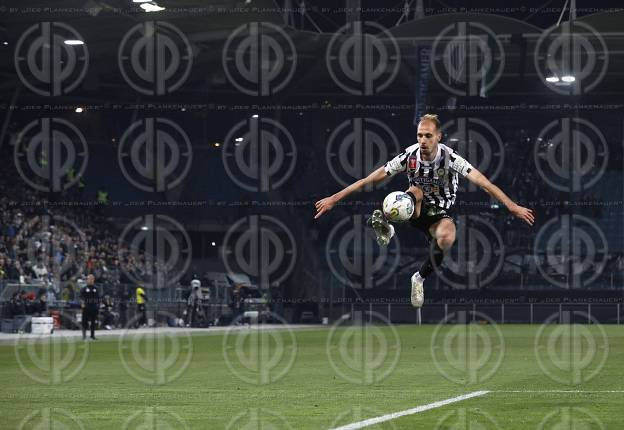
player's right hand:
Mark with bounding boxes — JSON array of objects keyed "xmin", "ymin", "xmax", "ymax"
[{"xmin": 314, "ymin": 196, "xmax": 336, "ymax": 219}]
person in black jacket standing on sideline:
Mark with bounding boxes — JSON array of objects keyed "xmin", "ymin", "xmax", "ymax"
[
  {"xmin": 80, "ymin": 274, "xmax": 100, "ymax": 340},
  {"xmin": 117, "ymin": 283, "xmax": 129, "ymax": 328}
]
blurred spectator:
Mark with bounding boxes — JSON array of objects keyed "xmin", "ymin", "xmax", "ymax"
[
  {"xmin": 32, "ymin": 260, "xmax": 48, "ymax": 281},
  {"xmin": 96, "ymin": 189, "xmax": 109, "ymax": 205},
  {"xmin": 5, "ymin": 258, "xmax": 20, "ymax": 280},
  {"xmin": 34, "ymin": 287, "xmax": 48, "ymax": 316},
  {"xmin": 101, "ymin": 294, "xmax": 115, "ymax": 330},
  {"xmin": 62, "ymin": 282, "xmax": 76, "ymax": 302},
  {"xmin": 185, "ymin": 279, "xmax": 203, "ymax": 327},
  {"xmin": 230, "ymin": 284, "xmax": 244, "ymax": 324},
  {"xmin": 9, "ymin": 291, "xmax": 25, "ymax": 317},
  {"xmin": 20, "ymin": 291, "xmax": 37, "ymax": 314}
]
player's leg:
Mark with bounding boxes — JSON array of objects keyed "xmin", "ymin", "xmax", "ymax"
[
  {"xmin": 135, "ymin": 305, "xmax": 141, "ymax": 328},
  {"xmin": 370, "ymin": 186, "xmax": 423, "ymax": 246},
  {"xmin": 405, "ymin": 185, "xmax": 423, "ymax": 219},
  {"xmin": 81, "ymin": 309, "xmax": 88, "ymax": 340},
  {"xmin": 411, "ymin": 217, "xmax": 456, "ymax": 308},
  {"xmin": 89, "ymin": 310, "xmax": 97, "ymax": 339},
  {"xmin": 429, "ymin": 217, "xmax": 456, "ymax": 250},
  {"xmin": 141, "ymin": 304, "xmax": 147, "ymax": 327},
  {"xmin": 421, "ymin": 217, "xmax": 456, "ymax": 275}
]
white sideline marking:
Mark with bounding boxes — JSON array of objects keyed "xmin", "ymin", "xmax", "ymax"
[{"xmin": 329, "ymin": 391, "xmax": 490, "ymax": 430}]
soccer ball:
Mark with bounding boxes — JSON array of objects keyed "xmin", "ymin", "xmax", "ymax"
[{"xmin": 382, "ymin": 191, "xmax": 414, "ymax": 223}]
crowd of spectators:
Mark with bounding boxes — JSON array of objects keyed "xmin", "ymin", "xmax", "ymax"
[{"xmin": 0, "ymin": 142, "xmax": 151, "ymax": 303}]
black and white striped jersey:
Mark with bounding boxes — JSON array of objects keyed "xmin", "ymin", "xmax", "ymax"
[{"xmin": 384, "ymin": 143, "xmax": 474, "ymax": 209}]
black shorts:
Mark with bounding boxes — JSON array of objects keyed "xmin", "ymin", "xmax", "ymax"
[
  {"xmin": 409, "ymin": 204, "xmax": 455, "ymax": 240},
  {"xmin": 83, "ymin": 307, "xmax": 98, "ymax": 321}
]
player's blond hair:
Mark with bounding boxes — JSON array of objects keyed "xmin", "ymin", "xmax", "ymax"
[{"xmin": 418, "ymin": 114, "xmax": 441, "ymax": 131}]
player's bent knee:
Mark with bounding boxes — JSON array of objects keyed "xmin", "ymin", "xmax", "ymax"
[{"xmin": 437, "ymin": 235, "xmax": 455, "ymax": 250}]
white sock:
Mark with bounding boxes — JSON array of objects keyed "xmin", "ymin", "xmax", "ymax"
[
  {"xmin": 388, "ymin": 224, "xmax": 395, "ymax": 239},
  {"xmin": 413, "ymin": 272, "xmax": 423, "ymax": 282}
]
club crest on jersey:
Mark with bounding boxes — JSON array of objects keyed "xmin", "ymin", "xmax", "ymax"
[{"xmin": 408, "ymin": 156, "xmax": 417, "ymax": 171}]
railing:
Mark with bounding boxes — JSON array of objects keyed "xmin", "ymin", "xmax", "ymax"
[{"xmin": 333, "ymin": 302, "xmax": 623, "ymax": 325}]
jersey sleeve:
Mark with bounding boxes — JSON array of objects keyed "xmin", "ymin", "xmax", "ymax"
[
  {"xmin": 448, "ymin": 150, "xmax": 474, "ymax": 177},
  {"xmin": 384, "ymin": 144, "xmax": 418, "ymax": 177}
]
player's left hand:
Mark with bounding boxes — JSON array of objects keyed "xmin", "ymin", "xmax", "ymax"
[{"xmin": 509, "ymin": 204, "xmax": 535, "ymax": 226}]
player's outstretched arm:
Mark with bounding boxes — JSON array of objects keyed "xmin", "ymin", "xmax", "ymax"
[
  {"xmin": 315, "ymin": 166, "xmax": 387, "ymax": 219},
  {"xmin": 466, "ymin": 168, "xmax": 535, "ymax": 226}
]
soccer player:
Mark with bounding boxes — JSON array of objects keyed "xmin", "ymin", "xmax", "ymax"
[{"xmin": 315, "ymin": 114, "xmax": 534, "ymax": 307}]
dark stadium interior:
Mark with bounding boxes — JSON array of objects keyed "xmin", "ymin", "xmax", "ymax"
[{"xmin": 3, "ymin": 1, "xmax": 624, "ymax": 429}]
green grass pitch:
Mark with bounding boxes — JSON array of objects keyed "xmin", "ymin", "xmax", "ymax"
[{"xmin": 1, "ymin": 324, "xmax": 622, "ymax": 429}]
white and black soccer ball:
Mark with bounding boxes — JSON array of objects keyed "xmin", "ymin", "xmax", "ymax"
[{"xmin": 382, "ymin": 191, "xmax": 414, "ymax": 222}]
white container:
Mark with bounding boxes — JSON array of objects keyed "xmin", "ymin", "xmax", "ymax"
[
  {"xmin": 244, "ymin": 311, "xmax": 259, "ymax": 324},
  {"xmin": 31, "ymin": 317, "xmax": 54, "ymax": 335}
]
